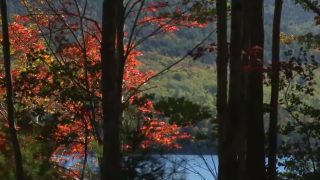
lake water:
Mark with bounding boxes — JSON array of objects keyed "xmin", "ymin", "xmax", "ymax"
[
  {"xmin": 162, "ymin": 155, "xmax": 285, "ymax": 180},
  {"xmin": 165, "ymin": 154, "xmax": 219, "ymax": 180},
  {"xmin": 65, "ymin": 154, "xmax": 286, "ymax": 180}
]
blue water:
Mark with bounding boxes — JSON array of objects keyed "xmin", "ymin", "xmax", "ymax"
[
  {"xmin": 167, "ymin": 155, "xmax": 219, "ymax": 180},
  {"xmin": 164, "ymin": 155, "xmax": 285, "ymax": 180},
  {"xmin": 63, "ymin": 155, "xmax": 286, "ymax": 180}
]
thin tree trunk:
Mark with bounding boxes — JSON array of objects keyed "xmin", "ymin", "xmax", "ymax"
[
  {"xmin": 268, "ymin": 0, "xmax": 283, "ymax": 179},
  {"xmin": 238, "ymin": 55, "xmax": 247, "ymax": 180},
  {"xmin": 245, "ymin": 0, "xmax": 266, "ymax": 179},
  {"xmin": 240, "ymin": 2, "xmax": 253, "ymax": 178},
  {"xmin": 229, "ymin": 0, "xmax": 244, "ymax": 179},
  {"xmin": 0, "ymin": 0, "xmax": 24, "ymax": 179},
  {"xmin": 116, "ymin": 0, "xmax": 125, "ymax": 156},
  {"xmin": 216, "ymin": 0, "xmax": 229, "ymax": 179},
  {"xmin": 101, "ymin": 0, "xmax": 121, "ymax": 179}
]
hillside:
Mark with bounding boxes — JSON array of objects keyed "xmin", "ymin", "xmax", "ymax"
[
  {"xmin": 133, "ymin": 0, "xmax": 320, "ymax": 151},
  {"xmin": 134, "ymin": 0, "xmax": 320, "ymax": 107},
  {"xmin": 7, "ymin": 0, "xmax": 320, "ymax": 61}
]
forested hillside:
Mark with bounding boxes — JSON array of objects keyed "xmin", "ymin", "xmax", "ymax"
[
  {"xmin": 9, "ymin": 0, "xmax": 320, "ymax": 60},
  {"xmin": 134, "ymin": 0, "xmax": 320, "ymax": 154}
]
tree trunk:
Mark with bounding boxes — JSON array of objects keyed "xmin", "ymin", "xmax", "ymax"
[
  {"xmin": 240, "ymin": 1, "xmax": 253, "ymax": 179},
  {"xmin": 245, "ymin": 0, "xmax": 266, "ymax": 179},
  {"xmin": 116, "ymin": 0, "xmax": 125, "ymax": 155},
  {"xmin": 229, "ymin": 0, "xmax": 244, "ymax": 179},
  {"xmin": 268, "ymin": 0, "xmax": 283, "ymax": 179},
  {"xmin": 101, "ymin": 0, "xmax": 121, "ymax": 179},
  {"xmin": 0, "ymin": 1, "xmax": 25, "ymax": 179},
  {"xmin": 216, "ymin": 0, "xmax": 229, "ymax": 179}
]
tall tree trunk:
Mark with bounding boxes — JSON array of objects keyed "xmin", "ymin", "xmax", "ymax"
[
  {"xmin": 240, "ymin": 1, "xmax": 253, "ymax": 178},
  {"xmin": 0, "ymin": 0, "xmax": 25, "ymax": 179},
  {"xmin": 268, "ymin": 0, "xmax": 283, "ymax": 179},
  {"xmin": 116, "ymin": 0, "xmax": 125, "ymax": 155},
  {"xmin": 216, "ymin": 0, "xmax": 229, "ymax": 179},
  {"xmin": 245, "ymin": 0, "xmax": 266, "ymax": 179},
  {"xmin": 229, "ymin": 0, "xmax": 244, "ymax": 179},
  {"xmin": 101, "ymin": 0, "xmax": 121, "ymax": 179}
]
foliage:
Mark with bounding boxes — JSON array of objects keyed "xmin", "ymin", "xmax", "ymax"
[
  {"xmin": 274, "ymin": 48, "xmax": 320, "ymax": 179},
  {"xmin": 0, "ymin": 0, "xmax": 207, "ymax": 178}
]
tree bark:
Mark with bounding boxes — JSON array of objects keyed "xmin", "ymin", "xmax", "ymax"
[
  {"xmin": 229, "ymin": 0, "xmax": 244, "ymax": 179},
  {"xmin": 216, "ymin": 0, "xmax": 229, "ymax": 179},
  {"xmin": 240, "ymin": 1, "xmax": 253, "ymax": 179},
  {"xmin": 268, "ymin": 0, "xmax": 283, "ymax": 179},
  {"xmin": 101, "ymin": 0, "xmax": 121, "ymax": 179},
  {"xmin": 116, "ymin": 0, "xmax": 125, "ymax": 155},
  {"xmin": 0, "ymin": 0, "xmax": 25, "ymax": 179},
  {"xmin": 245, "ymin": 0, "xmax": 266, "ymax": 179}
]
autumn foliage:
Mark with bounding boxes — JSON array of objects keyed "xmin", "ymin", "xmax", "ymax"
[{"xmin": 0, "ymin": 0, "xmax": 205, "ymax": 178}]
